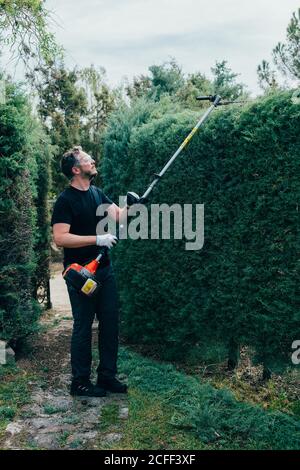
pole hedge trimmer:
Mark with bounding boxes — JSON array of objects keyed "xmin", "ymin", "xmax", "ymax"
[{"xmin": 63, "ymin": 95, "xmax": 241, "ymax": 297}]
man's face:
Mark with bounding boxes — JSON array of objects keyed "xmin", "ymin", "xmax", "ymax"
[{"xmin": 74, "ymin": 152, "xmax": 98, "ymax": 179}]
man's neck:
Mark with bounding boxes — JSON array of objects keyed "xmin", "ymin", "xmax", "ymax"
[{"xmin": 70, "ymin": 178, "xmax": 91, "ymax": 191}]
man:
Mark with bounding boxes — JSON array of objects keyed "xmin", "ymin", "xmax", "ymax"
[{"xmin": 51, "ymin": 146, "xmax": 139, "ymax": 397}]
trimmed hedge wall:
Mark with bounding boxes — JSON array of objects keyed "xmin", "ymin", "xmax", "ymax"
[
  {"xmin": 102, "ymin": 91, "xmax": 300, "ymax": 371},
  {"xmin": 0, "ymin": 82, "xmax": 52, "ymax": 343}
]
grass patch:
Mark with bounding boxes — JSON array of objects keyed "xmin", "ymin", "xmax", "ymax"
[
  {"xmin": 99, "ymin": 403, "xmax": 119, "ymax": 432},
  {"xmin": 204, "ymin": 367, "xmax": 299, "ymax": 416},
  {"xmin": 0, "ymin": 406, "xmax": 16, "ymax": 420},
  {"xmin": 108, "ymin": 388, "xmax": 207, "ymax": 450},
  {"xmin": 62, "ymin": 415, "xmax": 81, "ymax": 425},
  {"xmin": 43, "ymin": 404, "xmax": 67, "ymax": 415},
  {"xmin": 107, "ymin": 347, "xmax": 300, "ymax": 450},
  {"xmin": 57, "ymin": 430, "xmax": 70, "ymax": 448},
  {"xmin": 0, "ymin": 362, "xmax": 34, "ymax": 444},
  {"xmin": 69, "ymin": 438, "xmax": 83, "ymax": 449}
]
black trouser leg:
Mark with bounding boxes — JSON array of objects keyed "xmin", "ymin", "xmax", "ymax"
[
  {"xmin": 66, "ymin": 265, "xmax": 119, "ymax": 380},
  {"xmin": 67, "ymin": 282, "xmax": 95, "ymax": 380},
  {"xmin": 95, "ymin": 268, "xmax": 119, "ymax": 379}
]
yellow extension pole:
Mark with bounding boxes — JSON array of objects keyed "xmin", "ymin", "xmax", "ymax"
[{"xmin": 140, "ymin": 95, "xmax": 222, "ymax": 203}]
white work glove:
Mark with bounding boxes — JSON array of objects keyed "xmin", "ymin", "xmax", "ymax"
[
  {"xmin": 126, "ymin": 191, "xmax": 140, "ymax": 207},
  {"xmin": 96, "ymin": 234, "xmax": 118, "ymax": 249}
]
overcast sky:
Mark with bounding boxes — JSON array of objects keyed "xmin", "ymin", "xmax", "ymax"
[{"xmin": 14, "ymin": 1, "xmax": 300, "ymax": 95}]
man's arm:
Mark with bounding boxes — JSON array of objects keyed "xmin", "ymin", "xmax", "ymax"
[
  {"xmin": 53, "ymin": 223, "xmax": 117, "ymax": 249},
  {"xmin": 53, "ymin": 223, "xmax": 96, "ymax": 248},
  {"xmin": 107, "ymin": 203, "xmax": 127, "ymax": 223},
  {"xmin": 106, "ymin": 192, "xmax": 140, "ymax": 222}
]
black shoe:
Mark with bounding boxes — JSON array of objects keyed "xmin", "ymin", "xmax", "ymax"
[
  {"xmin": 70, "ymin": 377, "xmax": 106, "ymax": 397},
  {"xmin": 97, "ymin": 376, "xmax": 128, "ymax": 393}
]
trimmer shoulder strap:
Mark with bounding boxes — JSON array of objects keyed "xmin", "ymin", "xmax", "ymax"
[{"xmin": 90, "ymin": 185, "xmax": 101, "ymax": 207}]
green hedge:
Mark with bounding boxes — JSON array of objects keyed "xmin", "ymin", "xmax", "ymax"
[
  {"xmin": 102, "ymin": 92, "xmax": 300, "ymax": 371},
  {"xmin": 32, "ymin": 132, "xmax": 53, "ymax": 309},
  {"xmin": 0, "ymin": 82, "xmax": 52, "ymax": 342}
]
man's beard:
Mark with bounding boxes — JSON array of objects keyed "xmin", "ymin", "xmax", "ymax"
[{"xmin": 81, "ymin": 169, "xmax": 98, "ymax": 181}]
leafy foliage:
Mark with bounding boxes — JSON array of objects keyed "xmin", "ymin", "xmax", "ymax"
[
  {"xmin": 126, "ymin": 59, "xmax": 184, "ymax": 102},
  {"xmin": 257, "ymin": 60, "xmax": 279, "ymax": 92},
  {"xmin": 103, "ymin": 91, "xmax": 300, "ymax": 372},
  {"xmin": 0, "ymin": 79, "xmax": 53, "ymax": 341},
  {"xmin": 126, "ymin": 59, "xmax": 247, "ymax": 106},
  {"xmin": 32, "ymin": 63, "xmax": 88, "ymax": 193},
  {"xmin": 211, "ymin": 60, "xmax": 247, "ymax": 100},
  {"xmin": 0, "ymin": 0, "xmax": 62, "ymax": 66},
  {"xmin": 32, "ymin": 63, "xmax": 118, "ymax": 195},
  {"xmin": 257, "ymin": 9, "xmax": 300, "ymax": 90},
  {"xmin": 273, "ymin": 9, "xmax": 300, "ymax": 80}
]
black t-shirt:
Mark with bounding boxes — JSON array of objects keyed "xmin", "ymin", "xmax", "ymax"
[{"xmin": 51, "ymin": 185, "xmax": 113, "ymax": 267}]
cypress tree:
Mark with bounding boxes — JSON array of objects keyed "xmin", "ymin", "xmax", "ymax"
[
  {"xmin": 102, "ymin": 91, "xmax": 300, "ymax": 373},
  {"xmin": 0, "ymin": 80, "xmax": 53, "ymax": 342}
]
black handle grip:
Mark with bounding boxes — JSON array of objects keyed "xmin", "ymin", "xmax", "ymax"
[
  {"xmin": 196, "ymin": 95, "xmax": 215, "ymax": 101},
  {"xmin": 196, "ymin": 95, "xmax": 222, "ymax": 106},
  {"xmin": 138, "ymin": 196, "xmax": 148, "ymax": 204}
]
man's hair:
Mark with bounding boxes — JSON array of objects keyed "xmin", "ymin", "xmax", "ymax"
[{"xmin": 61, "ymin": 146, "xmax": 82, "ymax": 179}]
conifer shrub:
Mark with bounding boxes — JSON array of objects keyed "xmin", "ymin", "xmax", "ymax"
[
  {"xmin": 103, "ymin": 92, "xmax": 300, "ymax": 371},
  {"xmin": 0, "ymin": 82, "xmax": 52, "ymax": 342}
]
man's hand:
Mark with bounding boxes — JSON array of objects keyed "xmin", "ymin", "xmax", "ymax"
[
  {"xmin": 96, "ymin": 234, "xmax": 118, "ymax": 249},
  {"xmin": 126, "ymin": 191, "xmax": 140, "ymax": 208}
]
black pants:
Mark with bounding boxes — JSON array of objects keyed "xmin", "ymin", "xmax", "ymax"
[{"xmin": 66, "ymin": 265, "xmax": 119, "ymax": 380}]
